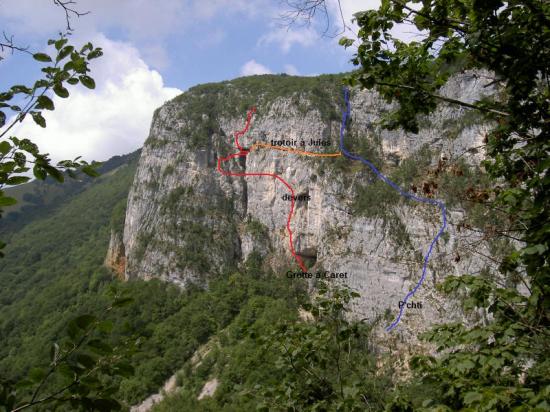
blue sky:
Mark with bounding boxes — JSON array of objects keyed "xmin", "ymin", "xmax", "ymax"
[{"xmin": 0, "ymin": 0, "xmax": 380, "ymax": 162}]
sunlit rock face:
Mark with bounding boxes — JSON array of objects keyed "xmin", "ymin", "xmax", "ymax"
[{"xmin": 123, "ymin": 71, "xmax": 500, "ymax": 338}]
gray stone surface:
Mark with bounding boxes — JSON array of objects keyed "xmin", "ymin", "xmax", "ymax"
[{"xmin": 122, "ymin": 71, "xmax": 501, "ymax": 341}]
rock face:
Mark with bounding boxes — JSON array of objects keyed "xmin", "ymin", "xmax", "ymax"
[
  {"xmin": 123, "ymin": 72, "xmax": 503, "ymax": 337},
  {"xmin": 105, "ymin": 229, "xmax": 125, "ymax": 279}
]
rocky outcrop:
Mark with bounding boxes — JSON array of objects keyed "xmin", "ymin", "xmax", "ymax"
[
  {"xmin": 122, "ymin": 72, "xmax": 504, "ymax": 338},
  {"xmin": 130, "ymin": 374, "xmax": 177, "ymax": 412},
  {"xmin": 104, "ymin": 229, "xmax": 126, "ymax": 279},
  {"xmin": 197, "ymin": 378, "xmax": 219, "ymax": 400}
]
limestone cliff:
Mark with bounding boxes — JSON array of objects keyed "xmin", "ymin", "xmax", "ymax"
[
  {"xmin": 122, "ymin": 72, "xmax": 505, "ymax": 339},
  {"xmin": 105, "ymin": 229, "xmax": 126, "ymax": 279}
]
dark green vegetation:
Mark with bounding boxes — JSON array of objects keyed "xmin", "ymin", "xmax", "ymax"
[
  {"xmin": 0, "ymin": 152, "xmax": 313, "ymax": 411},
  {"xmin": 0, "ymin": 152, "xmax": 143, "ymax": 410},
  {"xmin": 151, "ymin": 281, "xmax": 392, "ymax": 412}
]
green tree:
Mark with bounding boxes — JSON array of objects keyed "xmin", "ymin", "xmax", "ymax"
[
  {"xmin": 0, "ymin": 292, "xmax": 136, "ymax": 412},
  {"xmin": 287, "ymin": 1, "xmax": 549, "ymax": 410},
  {"xmin": 256, "ymin": 282, "xmax": 392, "ymax": 411}
]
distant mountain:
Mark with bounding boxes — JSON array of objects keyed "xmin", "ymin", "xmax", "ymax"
[{"xmin": 0, "ymin": 151, "xmax": 141, "ymax": 238}]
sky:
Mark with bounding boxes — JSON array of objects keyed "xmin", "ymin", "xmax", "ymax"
[{"xmin": 0, "ymin": 0, "xmax": 382, "ymax": 163}]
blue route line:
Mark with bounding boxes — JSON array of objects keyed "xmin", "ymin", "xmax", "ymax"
[{"xmin": 339, "ymin": 87, "xmax": 448, "ymax": 331}]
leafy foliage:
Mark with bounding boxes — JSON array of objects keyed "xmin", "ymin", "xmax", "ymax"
[
  {"xmin": 335, "ymin": 0, "xmax": 550, "ymax": 410},
  {"xmin": 396, "ymin": 274, "xmax": 550, "ymax": 411},
  {"xmin": 151, "ymin": 281, "xmax": 392, "ymax": 412},
  {"xmin": 0, "ymin": 294, "xmax": 137, "ymax": 412},
  {"xmin": 254, "ymin": 282, "xmax": 391, "ymax": 411},
  {"xmin": 0, "ymin": 34, "xmax": 103, "ymax": 251}
]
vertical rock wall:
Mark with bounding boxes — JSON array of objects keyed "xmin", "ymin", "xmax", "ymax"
[{"xmin": 122, "ymin": 72, "xmax": 505, "ymax": 337}]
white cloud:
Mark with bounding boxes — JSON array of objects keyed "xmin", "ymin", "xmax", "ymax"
[
  {"xmin": 240, "ymin": 60, "xmax": 272, "ymax": 76},
  {"xmin": 11, "ymin": 34, "xmax": 181, "ymax": 162},
  {"xmin": 283, "ymin": 64, "xmax": 300, "ymax": 75},
  {"xmin": 258, "ymin": 27, "xmax": 318, "ymax": 53},
  {"xmin": 0, "ymin": 0, "xmax": 273, "ymax": 68}
]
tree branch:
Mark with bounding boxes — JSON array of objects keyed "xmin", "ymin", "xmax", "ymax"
[
  {"xmin": 279, "ymin": 0, "xmax": 353, "ymax": 38},
  {"xmin": 373, "ymin": 80, "xmax": 511, "ymax": 117},
  {"xmin": 0, "ymin": 32, "xmax": 32, "ymax": 60},
  {"xmin": 52, "ymin": 0, "xmax": 89, "ymax": 32}
]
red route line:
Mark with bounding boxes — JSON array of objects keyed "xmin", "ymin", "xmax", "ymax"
[{"xmin": 216, "ymin": 107, "xmax": 308, "ymax": 273}]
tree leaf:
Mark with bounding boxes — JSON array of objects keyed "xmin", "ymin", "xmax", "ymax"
[
  {"xmin": 53, "ymin": 83, "xmax": 70, "ymax": 98},
  {"xmin": 1, "ymin": 161, "xmax": 16, "ymax": 173},
  {"xmin": 33, "ymin": 165, "xmax": 47, "ymax": 180},
  {"xmin": 0, "ymin": 141, "xmax": 11, "ymax": 155},
  {"xmin": 36, "ymin": 95, "xmax": 54, "ymax": 111},
  {"xmin": 12, "ymin": 84, "xmax": 35, "ymax": 95},
  {"xmin": 0, "ymin": 111, "xmax": 5, "ymax": 128},
  {"xmin": 31, "ymin": 111, "xmax": 46, "ymax": 128},
  {"xmin": 56, "ymin": 45, "xmax": 74, "ymax": 62},
  {"xmin": 86, "ymin": 339, "xmax": 113, "ymax": 355},
  {"xmin": 338, "ymin": 37, "xmax": 355, "ymax": 48},
  {"xmin": 79, "ymin": 75, "xmax": 96, "ymax": 89},
  {"xmin": 57, "ymin": 364, "xmax": 75, "ymax": 381},
  {"xmin": 75, "ymin": 352, "xmax": 97, "ymax": 369},
  {"xmin": 54, "ymin": 38, "xmax": 68, "ymax": 51},
  {"xmin": 33, "ymin": 53, "xmax": 52, "ymax": 62},
  {"xmin": 80, "ymin": 42, "xmax": 93, "ymax": 53},
  {"xmin": 87, "ymin": 49, "xmax": 103, "ymax": 60},
  {"xmin": 67, "ymin": 320, "xmax": 81, "ymax": 341},
  {"xmin": 28, "ymin": 367, "xmax": 46, "ymax": 383},
  {"xmin": 44, "ymin": 165, "xmax": 64, "ymax": 183},
  {"xmin": 0, "ymin": 196, "xmax": 17, "ymax": 206},
  {"xmin": 74, "ymin": 314, "xmax": 97, "ymax": 330},
  {"xmin": 6, "ymin": 176, "xmax": 30, "ymax": 185},
  {"xmin": 81, "ymin": 164, "xmax": 100, "ymax": 177},
  {"xmin": 33, "ymin": 79, "xmax": 49, "ymax": 89},
  {"xmin": 67, "ymin": 78, "xmax": 79, "ymax": 85},
  {"xmin": 0, "ymin": 92, "xmax": 13, "ymax": 102},
  {"xmin": 72, "ymin": 57, "xmax": 87, "ymax": 73}
]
